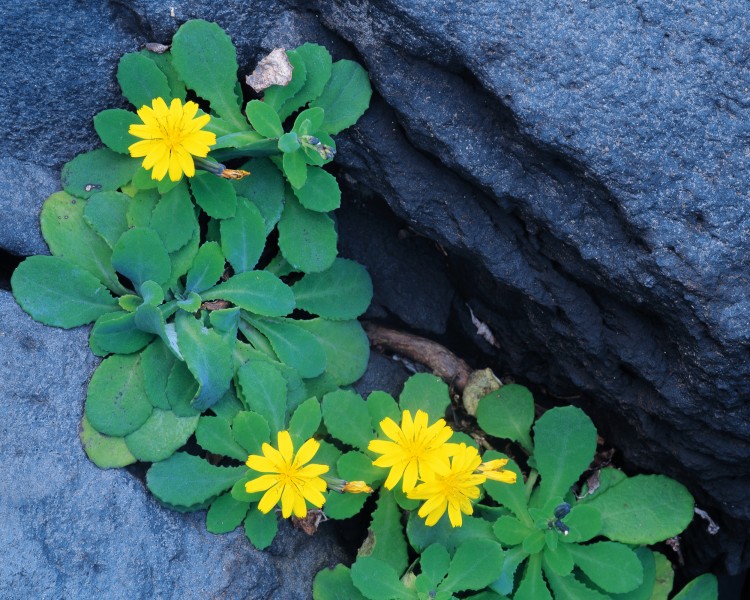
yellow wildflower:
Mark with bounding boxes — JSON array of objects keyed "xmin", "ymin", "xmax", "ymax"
[
  {"xmin": 245, "ymin": 431, "xmax": 329, "ymax": 519},
  {"xmin": 368, "ymin": 409, "xmax": 456, "ymax": 492},
  {"xmin": 478, "ymin": 458, "xmax": 517, "ymax": 483},
  {"xmin": 342, "ymin": 481, "xmax": 373, "ymax": 494},
  {"xmin": 128, "ymin": 97, "xmax": 216, "ymax": 182},
  {"xmin": 407, "ymin": 443, "xmax": 487, "ymax": 528}
]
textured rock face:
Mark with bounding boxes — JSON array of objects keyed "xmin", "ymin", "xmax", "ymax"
[{"xmin": 3, "ymin": 0, "xmax": 750, "ymax": 584}]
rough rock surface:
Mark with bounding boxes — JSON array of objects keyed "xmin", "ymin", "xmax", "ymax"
[
  {"xmin": 3, "ymin": 0, "xmax": 750, "ymax": 584},
  {"xmin": 0, "ymin": 290, "xmax": 349, "ymax": 599}
]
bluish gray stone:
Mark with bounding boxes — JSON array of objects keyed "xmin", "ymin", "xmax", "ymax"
[{"xmin": 0, "ymin": 290, "xmax": 346, "ymax": 599}]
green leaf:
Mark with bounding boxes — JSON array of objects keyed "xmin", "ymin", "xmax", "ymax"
[
  {"xmin": 189, "ymin": 172, "xmax": 238, "ymax": 219},
  {"xmin": 146, "ymin": 452, "xmax": 247, "ymax": 507},
  {"xmin": 280, "ymin": 44, "xmax": 333, "ymax": 120},
  {"xmin": 166, "ymin": 360, "xmax": 200, "ymax": 417},
  {"xmin": 149, "ymin": 181, "xmax": 197, "ymax": 252},
  {"xmin": 351, "ymin": 557, "xmax": 413, "ymax": 600},
  {"xmin": 175, "ymin": 312, "xmax": 235, "ymax": 411},
  {"xmin": 12, "ymin": 256, "xmax": 119, "ymax": 328},
  {"xmin": 211, "ymin": 387, "xmax": 244, "ymax": 423},
  {"xmin": 671, "ymin": 574, "xmax": 718, "ymax": 600},
  {"xmin": 440, "ymin": 539, "xmax": 505, "ymax": 594},
  {"xmin": 493, "ymin": 515, "xmax": 536, "ymax": 546},
  {"xmin": 61, "ymin": 148, "xmax": 138, "ymax": 199},
  {"xmin": 367, "ymin": 391, "xmax": 400, "ymax": 432},
  {"xmin": 233, "ymin": 158, "xmax": 284, "ymax": 233},
  {"xmin": 338, "ymin": 451, "xmax": 384, "ymax": 487},
  {"xmin": 314, "ymin": 565, "xmax": 367, "ymax": 600},
  {"xmin": 609, "ymin": 548, "xmax": 656, "ymax": 600},
  {"xmin": 651, "ymin": 551, "xmax": 675, "ymax": 600},
  {"xmin": 310, "ymin": 60, "xmax": 372, "ymax": 134},
  {"xmin": 202, "ymin": 271, "xmax": 295, "ymax": 316},
  {"xmin": 567, "ymin": 542, "xmax": 643, "ymax": 594},
  {"xmin": 89, "ymin": 311, "xmax": 154, "ymax": 356},
  {"xmin": 522, "ymin": 530, "xmax": 546, "ymax": 555},
  {"xmin": 185, "ymin": 241, "xmax": 225, "ymax": 294},
  {"xmin": 278, "ymin": 189, "xmax": 337, "ymax": 273},
  {"xmin": 542, "ymin": 568, "xmax": 607, "ymax": 600},
  {"xmin": 292, "ymin": 167, "xmax": 341, "ymax": 212},
  {"xmin": 212, "ymin": 130, "xmax": 265, "ymax": 150},
  {"xmin": 83, "ymin": 191, "xmax": 131, "ymax": 248},
  {"xmin": 141, "ymin": 50, "xmax": 186, "ymax": 101},
  {"xmin": 322, "ymin": 389, "xmax": 373, "ymax": 451},
  {"xmin": 195, "ymin": 416, "xmax": 249, "ymax": 461},
  {"xmin": 407, "ymin": 513, "xmax": 496, "ymax": 554},
  {"xmin": 515, "ymin": 556, "xmax": 552, "ymax": 600},
  {"xmin": 297, "ymin": 319, "xmax": 370, "ymax": 386},
  {"xmin": 543, "ymin": 542, "xmax": 574, "ymax": 577},
  {"xmin": 236, "ymin": 361, "xmax": 288, "ymax": 433},
  {"xmin": 246, "ymin": 100, "xmax": 283, "ymax": 138},
  {"xmin": 94, "ymin": 109, "xmax": 140, "ymax": 154},
  {"xmin": 533, "ymin": 406, "xmax": 598, "ymax": 507},
  {"xmin": 288, "ymin": 398, "xmax": 322, "ymax": 446},
  {"xmin": 206, "ymin": 491, "xmax": 249, "ymax": 534},
  {"xmin": 247, "ymin": 317, "xmax": 326, "ymax": 379},
  {"xmin": 419, "ymin": 544, "xmax": 450, "ymax": 590},
  {"xmin": 127, "ymin": 188, "xmax": 159, "ymax": 226},
  {"xmin": 399, "ymin": 373, "xmax": 451, "ymax": 421},
  {"xmin": 85, "ymin": 353, "xmax": 153, "ymax": 437},
  {"xmin": 80, "ymin": 415, "xmax": 136, "ymax": 469},
  {"xmin": 293, "ymin": 258, "xmax": 372, "ymax": 320},
  {"xmin": 476, "ymin": 384, "xmax": 534, "ymax": 452},
  {"xmin": 41, "ymin": 191, "xmax": 124, "ymax": 292},
  {"xmin": 233, "ymin": 411, "xmax": 271, "ymax": 455},
  {"xmin": 584, "ymin": 475, "xmax": 694, "ymax": 544},
  {"xmin": 124, "ymin": 408, "xmax": 199, "ymax": 462},
  {"xmin": 282, "ymin": 150, "xmax": 308, "ymax": 189},
  {"xmin": 278, "ymin": 132, "xmax": 300, "ymax": 153},
  {"xmin": 111, "ymin": 227, "xmax": 171, "ymax": 291},
  {"xmin": 264, "ymin": 49, "xmax": 307, "ymax": 114},
  {"xmin": 117, "ymin": 52, "xmax": 171, "ymax": 109},
  {"xmin": 220, "ymin": 198, "xmax": 267, "ymax": 273},
  {"xmin": 244, "ymin": 508, "xmax": 278, "ymax": 550},
  {"xmin": 488, "ymin": 545, "xmax": 528, "ymax": 596},
  {"xmin": 165, "ymin": 223, "xmax": 200, "ymax": 291},
  {"xmin": 324, "ymin": 488, "xmax": 368, "ymax": 519},
  {"xmin": 171, "ymin": 20, "xmax": 247, "ymax": 129},
  {"xmin": 293, "ymin": 107, "xmax": 326, "ymax": 134},
  {"xmin": 359, "ymin": 491, "xmax": 408, "ymax": 575},
  {"xmin": 562, "ymin": 504, "xmax": 602, "ymax": 543},
  {"xmin": 140, "ymin": 339, "xmax": 175, "ymax": 409}
]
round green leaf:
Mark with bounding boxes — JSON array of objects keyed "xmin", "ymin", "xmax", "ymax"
[
  {"xmin": 367, "ymin": 391, "xmax": 400, "ymax": 433},
  {"xmin": 232, "ymin": 158, "xmax": 284, "ymax": 233},
  {"xmin": 202, "ymin": 270, "xmax": 295, "ymax": 316},
  {"xmin": 206, "ymin": 491, "xmax": 250, "ymax": 534},
  {"xmin": 288, "ymin": 397, "xmax": 322, "ymax": 446},
  {"xmin": 166, "ymin": 359, "xmax": 200, "ymax": 417},
  {"xmin": 313, "ymin": 565, "xmax": 367, "ymax": 600},
  {"xmin": 359, "ymin": 490, "xmax": 407, "ymax": 575},
  {"xmin": 111, "ymin": 227, "xmax": 171, "ymax": 290},
  {"xmin": 310, "ymin": 59, "xmax": 372, "ymax": 134},
  {"xmin": 280, "ymin": 44, "xmax": 333, "ymax": 120},
  {"xmin": 476, "ymin": 384, "xmax": 535, "ymax": 451},
  {"xmin": 292, "ymin": 167, "xmax": 341, "ymax": 212},
  {"xmin": 190, "ymin": 172, "xmax": 238, "ymax": 219},
  {"xmin": 80, "ymin": 415, "xmax": 136, "ymax": 469},
  {"xmin": 89, "ymin": 311, "xmax": 154, "ymax": 356},
  {"xmin": 248, "ymin": 317, "xmax": 327, "ymax": 379},
  {"xmin": 141, "ymin": 339, "xmax": 174, "ymax": 410},
  {"xmin": 543, "ymin": 542, "xmax": 574, "ymax": 577},
  {"xmin": 278, "ymin": 132, "xmax": 301, "ymax": 153},
  {"xmin": 440, "ymin": 539, "xmax": 505, "ymax": 594},
  {"xmin": 146, "ymin": 451, "xmax": 247, "ymax": 507},
  {"xmin": 399, "ymin": 373, "xmax": 451, "ymax": 421},
  {"xmin": 278, "ymin": 190, "xmax": 337, "ymax": 273},
  {"xmin": 12, "ymin": 255, "xmax": 118, "ymax": 328},
  {"xmin": 295, "ymin": 319, "xmax": 370, "ymax": 386},
  {"xmin": 584, "ymin": 475, "xmax": 694, "ymax": 544},
  {"xmin": 324, "ymin": 489, "xmax": 367, "ymax": 520},
  {"xmin": 195, "ymin": 415, "xmax": 249, "ymax": 461},
  {"xmin": 149, "ymin": 181, "xmax": 197, "ymax": 252},
  {"xmin": 263, "ymin": 49, "xmax": 307, "ymax": 114},
  {"xmin": 220, "ymin": 198, "xmax": 267, "ymax": 273},
  {"xmin": 235, "ymin": 361, "xmax": 288, "ymax": 433},
  {"xmin": 83, "ymin": 191, "xmax": 131, "ymax": 248},
  {"xmin": 282, "ymin": 150, "xmax": 308, "ymax": 189},
  {"xmin": 117, "ymin": 52, "xmax": 171, "ymax": 109},
  {"xmin": 85, "ymin": 353, "xmax": 153, "ymax": 437},
  {"xmin": 124, "ymin": 408, "xmax": 199, "ymax": 463},
  {"xmin": 61, "ymin": 148, "xmax": 138, "ymax": 199},
  {"xmin": 322, "ymin": 389, "xmax": 373, "ymax": 451},
  {"xmin": 672, "ymin": 573, "xmax": 718, "ymax": 600},
  {"xmin": 244, "ymin": 508, "xmax": 278, "ymax": 550},
  {"xmin": 568, "ymin": 542, "xmax": 643, "ymax": 594},
  {"xmin": 493, "ymin": 515, "xmax": 536, "ymax": 546},
  {"xmin": 351, "ymin": 557, "xmax": 411, "ymax": 600},
  {"xmin": 246, "ymin": 100, "xmax": 283, "ymax": 138},
  {"xmin": 232, "ymin": 410, "xmax": 271, "ymax": 455},
  {"xmin": 533, "ymin": 406, "xmax": 598, "ymax": 507},
  {"xmin": 186, "ymin": 242, "xmax": 225, "ymax": 294},
  {"xmin": 93, "ymin": 109, "xmax": 140, "ymax": 154},
  {"xmin": 292, "ymin": 258, "xmax": 372, "ymax": 320}
]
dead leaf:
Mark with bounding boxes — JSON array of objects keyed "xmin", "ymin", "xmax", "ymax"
[{"xmin": 246, "ymin": 48, "xmax": 293, "ymax": 93}]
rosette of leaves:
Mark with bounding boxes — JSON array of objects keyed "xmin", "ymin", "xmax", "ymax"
[
  {"xmin": 421, "ymin": 383, "xmax": 698, "ymax": 599},
  {"xmin": 12, "ymin": 20, "xmax": 374, "ymax": 470}
]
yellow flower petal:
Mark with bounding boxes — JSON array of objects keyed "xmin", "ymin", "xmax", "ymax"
[
  {"xmin": 277, "ymin": 431, "xmax": 294, "ymax": 464},
  {"xmin": 281, "ymin": 483, "xmax": 297, "ymax": 518},
  {"xmin": 258, "ymin": 483, "xmax": 283, "ymax": 514},
  {"xmin": 245, "ymin": 474, "xmax": 279, "ymax": 493},
  {"xmin": 294, "ymin": 438, "xmax": 320, "ymax": 467},
  {"xmin": 379, "ymin": 417, "xmax": 404, "ymax": 443}
]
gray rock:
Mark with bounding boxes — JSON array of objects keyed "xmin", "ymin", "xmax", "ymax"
[{"xmin": 0, "ymin": 290, "xmax": 346, "ymax": 599}]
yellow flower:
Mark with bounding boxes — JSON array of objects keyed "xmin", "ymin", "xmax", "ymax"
[
  {"xmin": 128, "ymin": 97, "xmax": 216, "ymax": 182},
  {"xmin": 342, "ymin": 481, "xmax": 373, "ymax": 494},
  {"xmin": 407, "ymin": 443, "xmax": 487, "ymax": 528},
  {"xmin": 368, "ymin": 409, "xmax": 456, "ymax": 492},
  {"xmin": 245, "ymin": 431, "xmax": 329, "ymax": 519},
  {"xmin": 478, "ymin": 458, "xmax": 517, "ymax": 484}
]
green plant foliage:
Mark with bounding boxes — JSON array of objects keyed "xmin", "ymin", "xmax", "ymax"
[
  {"xmin": 202, "ymin": 271, "xmax": 295, "ymax": 316},
  {"xmin": 476, "ymin": 384, "xmax": 535, "ymax": 452},
  {"xmin": 322, "ymin": 389, "xmax": 373, "ymax": 452},
  {"xmin": 235, "ymin": 361, "xmax": 288, "ymax": 433},
  {"xmin": 84, "ymin": 191, "xmax": 131, "ymax": 248},
  {"xmin": 399, "ymin": 373, "xmax": 451, "ymax": 419},
  {"xmin": 358, "ymin": 491, "xmax": 408, "ymax": 575},
  {"xmin": 313, "ymin": 565, "xmax": 368, "ymax": 600},
  {"xmin": 310, "ymin": 60, "xmax": 373, "ymax": 134},
  {"xmin": 244, "ymin": 504, "xmax": 279, "ymax": 550},
  {"xmin": 94, "ymin": 109, "xmax": 141, "ymax": 154},
  {"xmin": 220, "ymin": 198, "xmax": 267, "ymax": 273},
  {"xmin": 117, "ymin": 52, "xmax": 171, "ymax": 110},
  {"xmin": 206, "ymin": 491, "xmax": 250, "ymax": 534},
  {"xmin": 61, "ymin": 148, "xmax": 138, "ymax": 199},
  {"xmin": 80, "ymin": 415, "xmax": 137, "ymax": 469},
  {"xmin": 351, "ymin": 557, "xmax": 414, "ymax": 600},
  {"xmin": 671, "ymin": 574, "xmax": 718, "ymax": 600},
  {"xmin": 124, "ymin": 409, "xmax": 199, "ymax": 463},
  {"xmin": 278, "ymin": 191, "xmax": 338, "ymax": 273},
  {"xmin": 195, "ymin": 416, "xmax": 249, "ymax": 461},
  {"xmin": 190, "ymin": 172, "xmax": 238, "ymax": 219},
  {"xmin": 293, "ymin": 258, "xmax": 373, "ymax": 320}
]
